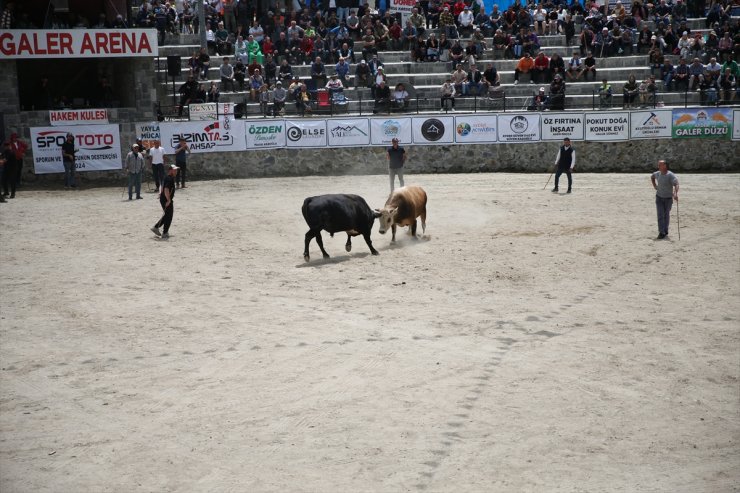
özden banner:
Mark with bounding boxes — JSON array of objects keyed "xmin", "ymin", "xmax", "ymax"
[
  {"xmin": 246, "ymin": 120, "xmax": 286, "ymax": 149},
  {"xmin": 30, "ymin": 125, "xmax": 122, "ymax": 174}
]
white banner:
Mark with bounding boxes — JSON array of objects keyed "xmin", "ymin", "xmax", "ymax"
[
  {"xmin": 453, "ymin": 115, "xmax": 498, "ymax": 143},
  {"xmin": 30, "ymin": 125, "xmax": 122, "ymax": 174},
  {"xmin": 497, "ymin": 114, "xmax": 541, "ymax": 143},
  {"xmin": 0, "ymin": 29, "xmax": 158, "ymax": 59},
  {"xmin": 388, "ymin": 0, "xmax": 415, "ymax": 24},
  {"xmin": 135, "ymin": 122, "xmax": 161, "ymax": 148},
  {"xmin": 541, "ymin": 113, "xmax": 585, "ymax": 141},
  {"xmin": 629, "ymin": 110, "xmax": 672, "ymax": 139},
  {"xmin": 189, "ymin": 102, "xmax": 235, "ymax": 121},
  {"xmin": 246, "ymin": 120, "xmax": 286, "ymax": 149},
  {"xmin": 412, "ymin": 116, "xmax": 455, "ymax": 144},
  {"xmin": 370, "ymin": 117, "xmax": 412, "ymax": 145},
  {"xmin": 585, "ymin": 113, "xmax": 630, "ymax": 141},
  {"xmin": 733, "ymin": 110, "xmax": 740, "ymax": 141},
  {"xmin": 50, "ymin": 109, "xmax": 108, "ymax": 126},
  {"xmin": 159, "ymin": 120, "xmax": 247, "ymax": 153},
  {"xmin": 285, "ymin": 120, "xmax": 327, "ymax": 148},
  {"xmin": 326, "ymin": 118, "xmax": 371, "ymax": 147}
]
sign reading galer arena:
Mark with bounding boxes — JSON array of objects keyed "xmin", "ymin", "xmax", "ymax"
[{"xmin": 0, "ymin": 29, "xmax": 158, "ymax": 59}]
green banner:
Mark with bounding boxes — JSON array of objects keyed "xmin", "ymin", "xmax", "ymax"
[{"xmin": 672, "ymin": 108, "xmax": 732, "ymax": 139}]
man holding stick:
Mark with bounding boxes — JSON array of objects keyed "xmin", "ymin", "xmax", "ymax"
[
  {"xmin": 552, "ymin": 137, "xmax": 575, "ymax": 194},
  {"xmin": 651, "ymin": 159, "xmax": 679, "ymax": 240}
]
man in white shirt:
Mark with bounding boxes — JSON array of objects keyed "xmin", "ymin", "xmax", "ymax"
[
  {"xmin": 148, "ymin": 141, "xmax": 166, "ymax": 193},
  {"xmin": 458, "ymin": 6, "xmax": 475, "ymax": 37}
]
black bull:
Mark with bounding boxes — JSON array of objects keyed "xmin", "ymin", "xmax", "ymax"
[{"xmin": 302, "ymin": 194, "xmax": 380, "ymax": 262}]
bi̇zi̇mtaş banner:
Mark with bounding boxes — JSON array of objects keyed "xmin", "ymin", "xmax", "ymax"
[
  {"xmin": 159, "ymin": 119, "xmax": 247, "ymax": 153},
  {"xmin": 30, "ymin": 125, "xmax": 122, "ymax": 174}
]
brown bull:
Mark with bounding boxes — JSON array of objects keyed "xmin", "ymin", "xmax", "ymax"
[{"xmin": 375, "ymin": 186, "xmax": 427, "ymax": 242}]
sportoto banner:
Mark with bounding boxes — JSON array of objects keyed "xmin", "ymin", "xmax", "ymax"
[
  {"xmin": 370, "ymin": 117, "xmax": 412, "ymax": 145},
  {"xmin": 246, "ymin": 120, "xmax": 286, "ymax": 149},
  {"xmin": 285, "ymin": 120, "xmax": 327, "ymax": 148},
  {"xmin": 50, "ymin": 109, "xmax": 108, "ymax": 126},
  {"xmin": 326, "ymin": 118, "xmax": 371, "ymax": 147},
  {"xmin": 0, "ymin": 29, "xmax": 158, "ymax": 59},
  {"xmin": 585, "ymin": 113, "xmax": 629, "ymax": 141},
  {"xmin": 412, "ymin": 117, "xmax": 455, "ymax": 144},
  {"xmin": 135, "ymin": 122, "xmax": 161, "ymax": 149},
  {"xmin": 733, "ymin": 110, "xmax": 740, "ymax": 141},
  {"xmin": 672, "ymin": 108, "xmax": 732, "ymax": 139},
  {"xmin": 159, "ymin": 119, "xmax": 247, "ymax": 153},
  {"xmin": 453, "ymin": 115, "xmax": 497, "ymax": 143},
  {"xmin": 630, "ymin": 110, "xmax": 673, "ymax": 139},
  {"xmin": 30, "ymin": 124, "xmax": 122, "ymax": 174},
  {"xmin": 541, "ymin": 113, "xmax": 585, "ymax": 141},
  {"xmin": 497, "ymin": 114, "xmax": 541, "ymax": 142}
]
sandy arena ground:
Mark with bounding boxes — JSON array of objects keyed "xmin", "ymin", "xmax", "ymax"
[{"xmin": 1, "ymin": 172, "xmax": 739, "ymax": 493}]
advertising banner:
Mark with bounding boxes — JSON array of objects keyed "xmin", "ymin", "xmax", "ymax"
[
  {"xmin": 285, "ymin": 120, "xmax": 327, "ymax": 148},
  {"xmin": 585, "ymin": 112, "xmax": 629, "ymax": 141},
  {"xmin": 629, "ymin": 110, "xmax": 672, "ymax": 139},
  {"xmin": 497, "ymin": 114, "xmax": 541, "ymax": 143},
  {"xmin": 189, "ymin": 102, "xmax": 235, "ymax": 121},
  {"xmin": 246, "ymin": 120, "xmax": 286, "ymax": 149},
  {"xmin": 159, "ymin": 119, "xmax": 247, "ymax": 153},
  {"xmin": 370, "ymin": 117, "xmax": 412, "ymax": 145},
  {"xmin": 387, "ymin": 0, "xmax": 415, "ymax": 24},
  {"xmin": 453, "ymin": 115, "xmax": 498, "ymax": 143},
  {"xmin": 541, "ymin": 113, "xmax": 585, "ymax": 141},
  {"xmin": 326, "ymin": 118, "xmax": 371, "ymax": 147},
  {"xmin": 31, "ymin": 124, "xmax": 122, "ymax": 174},
  {"xmin": 412, "ymin": 116, "xmax": 455, "ymax": 144},
  {"xmin": 50, "ymin": 109, "xmax": 108, "ymax": 126},
  {"xmin": 734, "ymin": 110, "xmax": 740, "ymax": 141},
  {"xmin": 135, "ymin": 122, "xmax": 161, "ymax": 148},
  {"xmin": 0, "ymin": 29, "xmax": 158, "ymax": 59},
  {"xmin": 672, "ymin": 108, "xmax": 732, "ymax": 139}
]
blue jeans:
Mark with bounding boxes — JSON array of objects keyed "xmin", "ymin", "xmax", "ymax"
[
  {"xmin": 656, "ymin": 195, "xmax": 673, "ymax": 236},
  {"xmin": 337, "ymin": 6, "xmax": 349, "ymax": 24},
  {"xmin": 128, "ymin": 171, "xmax": 142, "ymax": 198},
  {"xmin": 63, "ymin": 160, "xmax": 76, "ymax": 187}
]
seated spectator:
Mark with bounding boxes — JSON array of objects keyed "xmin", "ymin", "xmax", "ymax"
[
  {"xmin": 451, "ymin": 64, "xmax": 468, "ymax": 95},
  {"xmin": 718, "ymin": 68, "xmax": 736, "ymax": 103},
  {"xmin": 439, "ymin": 6, "xmax": 457, "ymax": 40},
  {"xmin": 649, "ymin": 46, "xmax": 665, "ymax": 77},
  {"xmin": 638, "ymin": 75, "xmax": 657, "ymax": 107},
  {"xmin": 373, "ymin": 19, "xmax": 390, "ymax": 50},
  {"xmin": 704, "ymin": 30, "xmax": 720, "ymax": 60},
  {"xmin": 637, "ymin": 24, "xmax": 653, "ymax": 54},
  {"xmin": 215, "ymin": 22, "xmax": 231, "ymax": 55},
  {"xmin": 582, "ymin": 52, "xmax": 597, "ymax": 81},
  {"xmin": 392, "ymin": 83, "xmax": 410, "ymax": 110},
  {"xmin": 532, "ymin": 51, "xmax": 550, "ymax": 84},
  {"xmin": 449, "ymin": 40, "xmax": 465, "ymax": 70},
  {"xmin": 187, "ymin": 50, "xmax": 200, "ymax": 76},
  {"xmin": 311, "ymin": 56, "xmax": 327, "ymax": 88},
  {"xmin": 326, "ymin": 74, "xmax": 344, "ymax": 94},
  {"xmin": 427, "ymin": 0, "xmax": 442, "ymax": 29},
  {"xmin": 207, "ymin": 81, "xmax": 220, "ymax": 103},
  {"xmin": 549, "ymin": 74, "xmax": 566, "ymax": 110},
  {"xmin": 355, "ymin": 59, "xmax": 372, "ymax": 88},
  {"xmin": 718, "ymin": 32, "xmax": 733, "ymax": 63},
  {"xmin": 409, "ymin": 8, "xmax": 426, "ymax": 37},
  {"xmin": 698, "ymin": 74, "xmax": 719, "ymax": 105},
  {"xmin": 653, "ymin": 0, "xmax": 672, "ymax": 28},
  {"xmin": 549, "ymin": 53, "xmax": 565, "ymax": 83},
  {"xmin": 177, "ymin": 75, "xmax": 199, "ymax": 117},
  {"xmin": 440, "ymin": 78, "xmax": 456, "ymax": 110},
  {"xmin": 388, "ymin": 20, "xmax": 403, "ymax": 50},
  {"xmin": 598, "ymin": 78, "xmax": 613, "ymax": 108},
  {"xmin": 258, "ymin": 83, "xmax": 270, "ymax": 116},
  {"xmin": 673, "ymin": 57, "xmax": 690, "ymax": 91},
  {"xmin": 220, "ymin": 57, "xmax": 235, "ymax": 92},
  {"xmin": 492, "ymin": 29, "xmax": 513, "ymax": 59},
  {"xmin": 338, "ymin": 42, "xmax": 356, "ymax": 64},
  {"xmin": 373, "ymin": 80, "xmax": 391, "ymax": 114},
  {"xmin": 482, "ymin": 62, "xmax": 500, "ymax": 92},
  {"xmin": 361, "ymin": 28, "xmax": 377, "ymax": 60},
  {"xmin": 566, "ymin": 52, "xmax": 583, "ymax": 81},
  {"xmin": 458, "ymin": 6, "xmax": 475, "ymax": 37},
  {"xmin": 411, "ymin": 34, "xmax": 426, "ymax": 63},
  {"xmin": 594, "ymin": 27, "xmax": 615, "ymax": 57},
  {"xmin": 661, "ymin": 58, "xmax": 675, "ymax": 90},
  {"xmin": 530, "ymin": 87, "xmax": 548, "ymax": 111},
  {"xmin": 623, "ymin": 74, "xmax": 639, "ymax": 108},
  {"xmin": 688, "ymin": 57, "xmax": 706, "ymax": 90},
  {"xmin": 198, "ymin": 48, "xmax": 211, "ymax": 80},
  {"xmin": 247, "ymin": 35, "xmax": 263, "ymax": 64},
  {"xmin": 262, "ymin": 54, "xmax": 277, "ymax": 85},
  {"xmin": 677, "ymin": 31, "xmax": 692, "ymax": 59},
  {"xmin": 522, "ymin": 28, "xmax": 540, "ymax": 56},
  {"xmin": 463, "ymin": 64, "xmax": 484, "ymax": 95},
  {"xmin": 271, "ymin": 81, "xmax": 287, "ymax": 116},
  {"xmin": 249, "ymin": 69, "xmax": 265, "ymax": 101},
  {"xmin": 368, "ymin": 54, "xmax": 384, "ymax": 77},
  {"xmin": 347, "ymin": 10, "xmax": 362, "ymax": 39},
  {"xmin": 580, "ymin": 25, "xmax": 595, "ymax": 56},
  {"xmin": 514, "ymin": 52, "xmax": 535, "ymax": 84},
  {"xmin": 402, "ymin": 20, "xmax": 418, "ymax": 51},
  {"xmin": 278, "ymin": 59, "xmax": 293, "ymax": 82},
  {"xmin": 619, "ymin": 27, "xmax": 634, "ymax": 55},
  {"xmin": 672, "ymin": 0, "xmax": 688, "ymax": 23},
  {"xmin": 335, "ymin": 57, "xmax": 350, "ymax": 85},
  {"xmin": 234, "ymin": 58, "xmax": 247, "ymax": 90},
  {"xmin": 438, "ymin": 33, "xmax": 451, "ymax": 62},
  {"xmin": 295, "ymin": 83, "xmax": 311, "ymax": 116}
]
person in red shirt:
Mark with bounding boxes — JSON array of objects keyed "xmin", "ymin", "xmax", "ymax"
[
  {"xmin": 9, "ymin": 132, "xmax": 27, "ymax": 187},
  {"xmin": 532, "ymin": 51, "xmax": 550, "ymax": 84}
]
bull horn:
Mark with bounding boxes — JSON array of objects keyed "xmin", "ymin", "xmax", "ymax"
[{"xmin": 373, "ymin": 210, "xmax": 381, "ymax": 218}]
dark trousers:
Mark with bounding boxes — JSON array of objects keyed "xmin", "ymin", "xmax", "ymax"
[
  {"xmin": 554, "ymin": 168, "xmax": 572, "ymax": 191},
  {"xmin": 152, "ymin": 163, "xmax": 165, "ymax": 190},
  {"xmin": 15, "ymin": 158, "xmax": 22, "ymax": 186},
  {"xmin": 176, "ymin": 162, "xmax": 187, "ymax": 187},
  {"xmin": 656, "ymin": 195, "xmax": 673, "ymax": 236},
  {"xmin": 155, "ymin": 195, "xmax": 174, "ymax": 234},
  {"xmin": 2, "ymin": 158, "xmax": 17, "ymax": 197}
]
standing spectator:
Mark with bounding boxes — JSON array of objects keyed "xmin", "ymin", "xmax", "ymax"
[
  {"xmin": 223, "ymin": 0, "xmax": 237, "ymax": 35},
  {"xmin": 124, "ymin": 144, "xmax": 145, "ymax": 200},
  {"xmin": 1, "ymin": 141, "xmax": 16, "ymax": 199},
  {"xmin": 650, "ymin": 160, "xmax": 679, "ymax": 239},
  {"xmin": 552, "ymin": 137, "xmax": 575, "ymax": 194},
  {"xmin": 61, "ymin": 133, "xmax": 77, "ymax": 190},
  {"xmin": 149, "ymin": 140, "xmax": 166, "ymax": 193},
  {"xmin": 174, "ymin": 138, "xmax": 190, "ymax": 189},
  {"xmin": 9, "ymin": 133, "xmax": 27, "ymax": 187},
  {"xmin": 220, "ymin": 57, "xmax": 235, "ymax": 92},
  {"xmin": 151, "ymin": 164, "xmax": 179, "ymax": 240},
  {"xmin": 0, "ymin": 148, "xmax": 6, "ymax": 203},
  {"xmin": 440, "ymin": 78, "xmax": 456, "ymax": 110},
  {"xmin": 386, "ymin": 138, "xmax": 406, "ymax": 193}
]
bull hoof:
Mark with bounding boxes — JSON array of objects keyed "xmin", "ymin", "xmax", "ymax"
[
  {"xmin": 323, "ymin": 253, "xmax": 330, "ymax": 259},
  {"xmin": 304, "ymin": 254, "xmax": 310, "ymax": 262},
  {"xmin": 371, "ymin": 250, "xmax": 379, "ymax": 256},
  {"xmin": 345, "ymin": 245, "xmax": 352, "ymax": 252}
]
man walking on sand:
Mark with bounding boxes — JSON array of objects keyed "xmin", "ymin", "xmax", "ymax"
[
  {"xmin": 651, "ymin": 159, "xmax": 679, "ymax": 240},
  {"xmin": 552, "ymin": 137, "xmax": 575, "ymax": 194},
  {"xmin": 387, "ymin": 137, "xmax": 406, "ymax": 193},
  {"xmin": 151, "ymin": 164, "xmax": 179, "ymax": 240}
]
